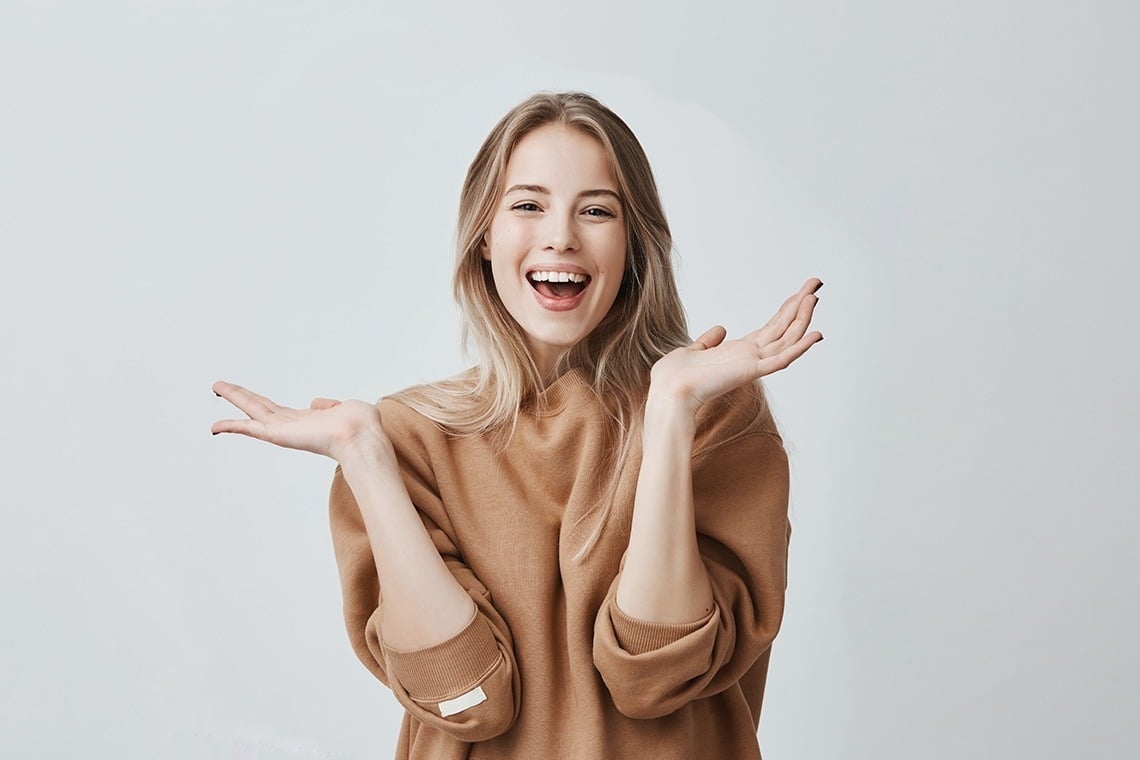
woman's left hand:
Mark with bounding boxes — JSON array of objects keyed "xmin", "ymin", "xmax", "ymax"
[{"xmin": 649, "ymin": 277, "xmax": 824, "ymax": 418}]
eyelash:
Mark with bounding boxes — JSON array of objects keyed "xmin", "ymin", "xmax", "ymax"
[{"xmin": 511, "ymin": 202, "xmax": 614, "ymax": 218}]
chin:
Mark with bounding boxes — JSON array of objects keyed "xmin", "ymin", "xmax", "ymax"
[{"xmin": 531, "ymin": 332, "xmax": 584, "ymax": 350}]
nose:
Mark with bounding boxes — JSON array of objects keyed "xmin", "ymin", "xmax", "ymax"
[{"xmin": 543, "ymin": 209, "xmax": 580, "ymax": 253}]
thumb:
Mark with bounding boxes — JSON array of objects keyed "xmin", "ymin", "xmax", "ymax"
[
  {"xmin": 310, "ymin": 397, "xmax": 341, "ymax": 410},
  {"xmin": 692, "ymin": 325, "xmax": 727, "ymax": 350}
]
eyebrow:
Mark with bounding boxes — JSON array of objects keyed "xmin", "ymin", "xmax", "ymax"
[{"xmin": 504, "ymin": 184, "xmax": 622, "ymax": 204}]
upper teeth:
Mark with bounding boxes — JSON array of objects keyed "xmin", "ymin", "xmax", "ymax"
[{"xmin": 529, "ymin": 271, "xmax": 588, "ymax": 283}]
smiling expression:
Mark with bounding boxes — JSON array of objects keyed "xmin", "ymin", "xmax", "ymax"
[{"xmin": 480, "ymin": 123, "xmax": 628, "ymax": 379}]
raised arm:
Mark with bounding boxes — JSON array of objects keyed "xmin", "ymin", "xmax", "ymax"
[
  {"xmin": 330, "ymin": 435, "xmax": 522, "ymax": 743},
  {"xmin": 592, "ymin": 278, "xmax": 819, "ymax": 718},
  {"xmin": 591, "ymin": 411, "xmax": 791, "ymax": 720},
  {"xmin": 210, "ymin": 380, "xmax": 520, "ymax": 741},
  {"xmin": 337, "ymin": 438, "xmax": 477, "ymax": 652}
]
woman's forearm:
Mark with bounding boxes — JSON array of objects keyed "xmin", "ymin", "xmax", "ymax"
[
  {"xmin": 614, "ymin": 391, "xmax": 714, "ymax": 623},
  {"xmin": 337, "ymin": 439, "xmax": 477, "ymax": 652}
]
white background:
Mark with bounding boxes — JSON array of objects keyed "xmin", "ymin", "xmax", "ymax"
[{"xmin": 2, "ymin": 1, "xmax": 1137, "ymax": 758}]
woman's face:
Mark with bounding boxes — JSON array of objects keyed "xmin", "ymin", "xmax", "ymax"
[{"xmin": 481, "ymin": 123, "xmax": 628, "ymax": 380}]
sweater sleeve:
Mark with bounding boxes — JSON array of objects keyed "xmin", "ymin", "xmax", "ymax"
[
  {"xmin": 327, "ymin": 409, "xmax": 522, "ymax": 742},
  {"xmin": 592, "ymin": 387, "xmax": 792, "ymax": 720}
]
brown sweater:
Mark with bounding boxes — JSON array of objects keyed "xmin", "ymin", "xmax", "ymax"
[{"xmin": 328, "ymin": 366, "xmax": 791, "ymax": 759}]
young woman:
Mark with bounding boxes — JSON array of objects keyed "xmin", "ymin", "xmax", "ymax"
[{"xmin": 212, "ymin": 90, "xmax": 823, "ymax": 759}]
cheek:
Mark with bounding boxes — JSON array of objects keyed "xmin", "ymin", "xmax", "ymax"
[
  {"xmin": 494, "ymin": 219, "xmax": 530, "ymax": 252},
  {"xmin": 597, "ymin": 236, "xmax": 628, "ymax": 281},
  {"xmin": 485, "ymin": 213, "xmax": 522, "ymax": 253}
]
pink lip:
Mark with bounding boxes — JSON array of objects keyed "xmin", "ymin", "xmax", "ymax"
[{"xmin": 529, "ymin": 278, "xmax": 590, "ymax": 312}]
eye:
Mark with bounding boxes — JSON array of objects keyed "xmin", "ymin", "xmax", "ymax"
[
  {"xmin": 511, "ymin": 202, "xmax": 541, "ymax": 212},
  {"xmin": 584, "ymin": 207, "xmax": 615, "ymax": 218}
]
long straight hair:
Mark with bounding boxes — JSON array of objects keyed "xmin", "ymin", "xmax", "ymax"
[{"xmin": 385, "ymin": 91, "xmax": 773, "ymax": 562}]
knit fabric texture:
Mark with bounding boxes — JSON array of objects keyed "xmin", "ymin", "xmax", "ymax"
[{"xmin": 328, "ymin": 366, "xmax": 792, "ymax": 759}]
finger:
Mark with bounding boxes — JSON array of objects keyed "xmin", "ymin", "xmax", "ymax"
[
  {"xmin": 747, "ymin": 285, "xmax": 816, "ymax": 345},
  {"xmin": 692, "ymin": 325, "xmax": 727, "ymax": 350},
  {"xmin": 745, "ymin": 281, "xmax": 821, "ymax": 348},
  {"xmin": 310, "ymin": 397, "xmax": 341, "ymax": 410},
  {"xmin": 210, "ymin": 417, "xmax": 270, "ymax": 439},
  {"xmin": 757, "ymin": 293, "xmax": 820, "ymax": 356},
  {"xmin": 755, "ymin": 330, "xmax": 824, "ymax": 377},
  {"xmin": 212, "ymin": 380, "xmax": 282, "ymax": 420}
]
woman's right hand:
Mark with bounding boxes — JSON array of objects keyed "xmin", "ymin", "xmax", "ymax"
[{"xmin": 210, "ymin": 380, "xmax": 391, "ymax": 462}]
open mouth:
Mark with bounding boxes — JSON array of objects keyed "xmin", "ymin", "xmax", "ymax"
[{"xmin": 527, "ymin": 273, "xmax": 591, "ymax": 300}]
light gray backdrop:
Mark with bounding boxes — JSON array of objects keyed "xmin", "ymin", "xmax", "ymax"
[{"xmin": 2, "ymin": 1, "xmax": 1136, "ymax": 758}]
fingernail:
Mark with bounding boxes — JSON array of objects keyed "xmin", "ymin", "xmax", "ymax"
[
  {"xmin": 212, "ymin": 430, "xmax": 219, "ymax": 435},
  {"xmin": 812, "ymin": 281, "xmax": 823, "ymax": 293},
  {"xmin": 214, "ymin": 392, "xmax": 221, "ymax": 397}
]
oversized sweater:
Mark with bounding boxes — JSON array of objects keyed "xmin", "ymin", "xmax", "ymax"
[{"xmin": 327, "ymin": 366, "xmax": 792, "ymax": 759}]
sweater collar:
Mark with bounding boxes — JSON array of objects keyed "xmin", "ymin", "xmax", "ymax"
[{"xmin": 529, "ymin": 366, "xmax": 593, "ymax": 416}]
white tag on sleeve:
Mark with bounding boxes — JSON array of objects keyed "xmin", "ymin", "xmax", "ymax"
[{"xmin": 438, "ymin": 685, "xmax": 487, "ymax": 717}]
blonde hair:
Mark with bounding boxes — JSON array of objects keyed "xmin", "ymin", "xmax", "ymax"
[{"xmin": 385, "ymin": 90, "xmax": 774, "ymax": 562}]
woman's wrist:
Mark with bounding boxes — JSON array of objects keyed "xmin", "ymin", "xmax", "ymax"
[
  {"xmin": 644, "ymin": 386, "xmax": 698, "ymax": 443},
  {"xmin": 333, "ymin": 426, "xmax": 396, "ymax": 471}
]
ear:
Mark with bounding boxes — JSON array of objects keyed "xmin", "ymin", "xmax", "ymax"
[{"xmin": 479, "ymin": 233, "xmax": 490, "ymax": 260}]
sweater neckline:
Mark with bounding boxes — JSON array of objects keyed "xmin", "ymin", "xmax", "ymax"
[{"xmin": 531, "ymin": 366, "xmax": 592, "ymax": 414}]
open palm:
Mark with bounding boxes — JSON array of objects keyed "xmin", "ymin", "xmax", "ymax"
[
  {"xmin": 650, "ymin": 277, "xmax": 824, "ymax": 416},
  {"xmin": 210, "ymin": 380, "xmax": 388, "ymax": 462}
]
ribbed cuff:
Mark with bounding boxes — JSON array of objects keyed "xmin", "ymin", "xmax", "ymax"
[
  {"xmin": 609, "ymin": 600, "xmax": 717, "ymax": 656},
  {"xmin": 381, "ymin": 604, "xmax": 501, "ymax": 700}
]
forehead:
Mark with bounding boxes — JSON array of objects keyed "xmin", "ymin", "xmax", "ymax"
[{"xmin": 504, "ymin": 124, "xmax": 617, "ymax": 187}]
